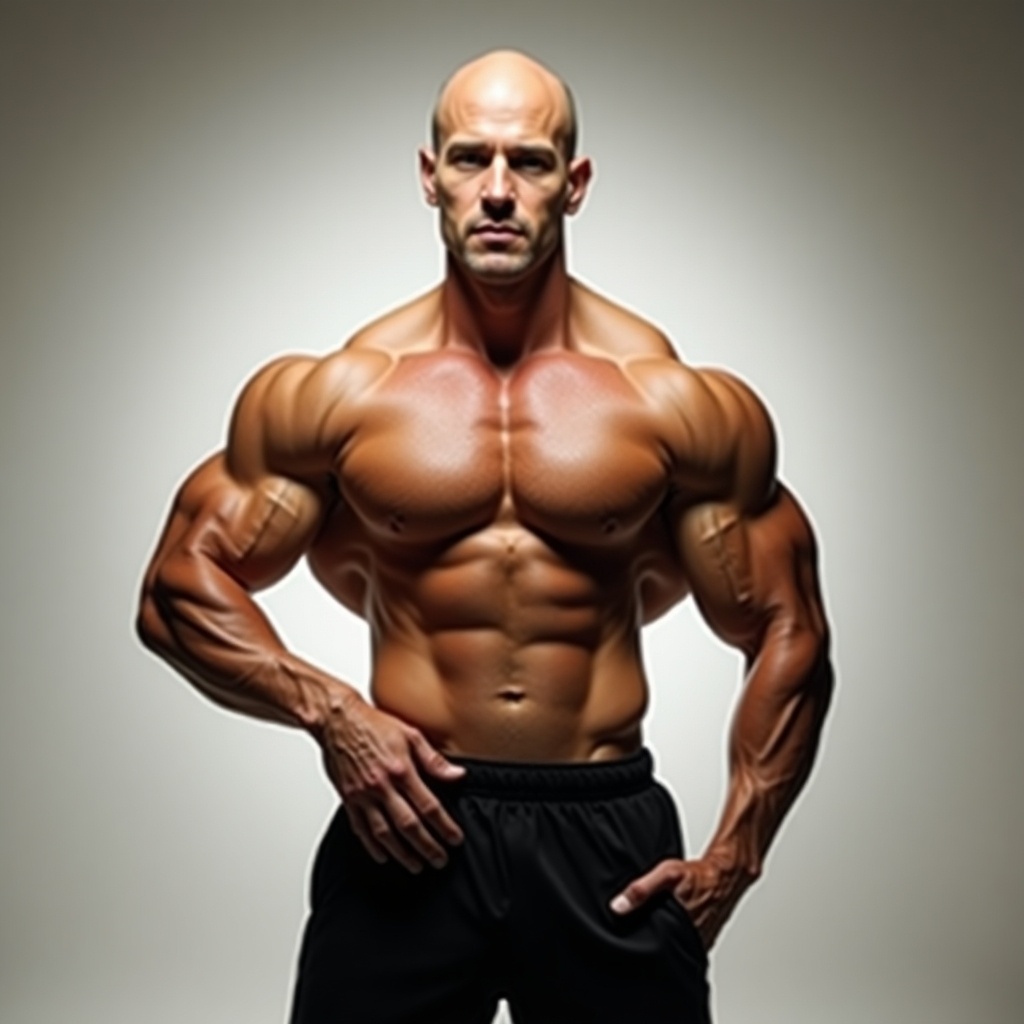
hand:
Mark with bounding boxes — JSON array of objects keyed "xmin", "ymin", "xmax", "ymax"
[
  {"xmin": 609, "ymin": 849, "xmax": 750, "ymax": 950},
  {"xmin": 318, "ymin": 694, "xmax": 466, "ymax": 873}
]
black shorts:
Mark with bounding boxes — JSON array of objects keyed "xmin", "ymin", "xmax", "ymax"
[{"xmin": 289, "ymin": 749, "xmax": 711, "ymax": 1023}]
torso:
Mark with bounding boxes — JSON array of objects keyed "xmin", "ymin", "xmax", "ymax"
[{"xmin": 304, "ymin": 283, "xmax": 702, "ymax": 761}]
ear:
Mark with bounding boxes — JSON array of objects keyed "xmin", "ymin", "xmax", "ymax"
[
  {"xmin": 419, "ymin": 147, "xmax": 439, "ymax": 207},
  {"xmin": 564, "ymin": 156, "xmax": 593, "ymax": 216}
]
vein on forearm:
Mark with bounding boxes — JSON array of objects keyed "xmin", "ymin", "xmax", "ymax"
[{"xmin": 715, "ymin": 634, "xmax": 833, "ymax": 874}]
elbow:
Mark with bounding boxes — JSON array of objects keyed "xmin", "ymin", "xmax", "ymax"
[
  {"xmin": 135, "ymin": 578, "xmax": 175, "ymax": 658},
  {"xmin": 799, "ymin": 624, "xmax": 834, "ymax": 702},
  {"xmin": 762, "ymin": 616, "xmax": 834, "ymax": 699},
  {"xmin": 807, "ymin": 619, "xmax": 834, "ymax": 689},
  {"xmin": 135, "ymin": 592, "xmax": 162, "ymax": 653},
  {"xmin": 135, "ymin": 602, "xmax": 157, "ymax": 651},
  {"xmin": 797, "ymin": 626, "xmax": 835, "ymax": 724},
  {"xmin": 808, "ymin": 638, "xmax": 835, "ymax": 715},
  {"xmin": 135, "ymin": 549, "xmax": 197, "ymax": 656}
]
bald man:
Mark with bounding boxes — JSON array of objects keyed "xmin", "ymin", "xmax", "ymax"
[{"xmin": 138, "ymin": 50, "xmax": 833, "ymax": 1023}]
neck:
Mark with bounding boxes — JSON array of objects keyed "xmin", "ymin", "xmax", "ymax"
[{"xmin": 440, "ymin": 248, "xmax": 573, "ymax": 368}]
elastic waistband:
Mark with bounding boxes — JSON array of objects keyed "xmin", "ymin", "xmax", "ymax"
[{"xmin": 442, "ymin": 748, "xmax": 655, "ymax": 801}]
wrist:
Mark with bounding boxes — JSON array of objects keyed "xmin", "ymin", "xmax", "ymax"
[
  {"xmin": 282, "ymin": 657, "xmax": 363, "ymax": 740},
  {"xmin": 704, "ymin": 839, "xmax": 763, "ymax": 888}
]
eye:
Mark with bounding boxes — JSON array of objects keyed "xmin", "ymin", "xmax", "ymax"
[
  {"xmin": 451, "ymin": 151, "xmax": 487, "ymax": 169},
  {"xmin": 512, "ymin": 153, "xmax": 554, "ymax": 173}
]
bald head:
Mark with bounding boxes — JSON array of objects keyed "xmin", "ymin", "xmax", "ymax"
[{"xmin": 431, "ymin": 50, "xmax": 578, "ymax": 161}]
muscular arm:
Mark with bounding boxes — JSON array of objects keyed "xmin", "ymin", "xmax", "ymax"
[
  {"xmin": 136, "ymin": 455, "xmax": 336, "ymax": 725},
  {"xmin": 137, "ymin": 353, "xmax": 465, "ymax": 871},
  {"xmin": 615, "ymin": 370, "xmax": 834, "ymax": 945},
  {"xmin": 136, "ymin": 358, "xmax": 346, "ymax": 728},
  {"xmin": 683, "ymin": 484, "xmax": 833, "ymax": 879}
]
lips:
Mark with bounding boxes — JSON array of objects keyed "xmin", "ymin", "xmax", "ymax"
[{"xmin": 471, "ymin": 223, "xmax": 524, "ymax": 238}]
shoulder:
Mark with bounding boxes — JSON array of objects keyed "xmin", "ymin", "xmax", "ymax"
[
  {"xmin": 696, "ymin": 368, "xmax": 777, "ymax": 511},
  {"xmin": 227, "ymin": 289, "xmax": 442, "ymax": 470},
  {"xmin": 629, "ymin": 356, "xmax": 777, "ymax": 512},
  {"xmin": 232, "ymin": 347, "xmax": 390, "ymax": 430},
  {"xmin": 567, "ymin": 282, "xmax": 775, "ymax": 474},
  {"xmin": 226, "ymin": 346, "xmax": 392, "ymax": 481}
]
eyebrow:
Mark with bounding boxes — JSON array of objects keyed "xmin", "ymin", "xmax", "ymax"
[
  {"xmin": 510, "ymin": 144, "xmax": 558, "ymax": 159},
  {"xmin": 444, "ymin": 140, "xmax": 559, "ymax": 162}
]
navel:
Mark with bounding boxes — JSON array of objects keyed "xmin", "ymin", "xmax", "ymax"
[{"xmin": 497, "ymin": 689, "xmax": 527, "ymax": 704}]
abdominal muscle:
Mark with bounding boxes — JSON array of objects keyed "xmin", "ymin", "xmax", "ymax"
[{"xmin": 359, "ymin": 523, "xmax": 651, "ymax": 763}]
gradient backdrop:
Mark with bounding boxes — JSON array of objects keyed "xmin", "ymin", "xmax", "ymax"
[{"xmin": 2, "ymin": 2, "xmax": 1021, "ymax": 1022}]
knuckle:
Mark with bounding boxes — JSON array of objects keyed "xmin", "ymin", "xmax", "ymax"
[
  {"xmin": 656, "ymin": 860, "xmax": 682, "ymax": 884},
  {"xmin": 343, "ymin": 776, "xmax": 370, "ymax": 796},
  {"xmin": 409, "ymin": 824, "xmax": 436, "ymax": 846},
  {"xmin": 382, "ymin": 757, "xmax": 408, "ymax": 781},
  {"xmin": 626, "ymin": 882, "xmax": 647, "ymax": 901},
  {"xmin": 394, "ymin": 811, "xmax": 418, "ymax": 832},
  {"xmin": 364, "ymin": 765, "xmax": 399, "ymax": 792},
  {"xmin": 419, "ymin": 798, "xmax": 443, "ymax": 820}
]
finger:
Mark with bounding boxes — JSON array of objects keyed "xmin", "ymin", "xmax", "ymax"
[
  {"xmin": 363, "ymin": 805, "xmax": 424, "ymax": 874},
  {"xmin": 384, "ymin": 790, "xmax": 452, "ymax": 868},
  {"xmin": 407, "ymin": 730, "xmax": 466, "ymax": 781},
  {"xmin": 345, "ymin": 804, "xmax": 388, "ymax": 865},
  {"xmin": 403, "ymin": 771, "xmax": 465, "ymax": 847},
  {"xmin": 610, "ymin": 858, "xmax": 684, "ymax": 914}
]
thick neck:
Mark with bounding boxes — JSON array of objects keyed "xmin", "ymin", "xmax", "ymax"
[{"xmin": 439, "ymin": 247, "xmax": 573, "ymax": 369}]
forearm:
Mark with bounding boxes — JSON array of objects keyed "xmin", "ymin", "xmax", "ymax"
[
  {"xmin": 136, "ymin": 548, "xmax": 361, "ymax": 734},
  {"xmin": 704, "ymin": 623, "xmax": 834, "ymax": 882}
]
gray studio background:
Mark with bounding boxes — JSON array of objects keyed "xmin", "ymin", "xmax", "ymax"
[{"xmin": 2, "ymin": 2, "xmax": 1021, "ymax": 1022}]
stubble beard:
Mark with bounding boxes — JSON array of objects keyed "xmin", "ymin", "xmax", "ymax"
[
  {"xmin": 453, "ymin": 219, "xmax": 564, "ymax": 286},
  {"xmin": 461, "ymin": 246, "xmax": 535, "ymax": 282}
]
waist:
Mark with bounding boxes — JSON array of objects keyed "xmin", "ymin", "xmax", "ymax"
[{"xmin": 436, "ymin": 747, "xmax": 656, "ymax": 801}]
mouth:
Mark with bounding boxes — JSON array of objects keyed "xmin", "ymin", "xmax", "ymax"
[{"xmin": 471, "ymin": 223, "xmax": 525, "ymax": 240}]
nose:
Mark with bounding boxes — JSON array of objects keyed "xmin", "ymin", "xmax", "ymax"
[{"xmin": 481, "ymin": 157, "xmax": 515, "ymax": 220}]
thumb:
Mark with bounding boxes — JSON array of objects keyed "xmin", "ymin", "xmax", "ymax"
[
  {"xmin": 610, "ymin": 858, "xmax": 682, "ymax": 914},
  {"xmin": 408, "ymin": 730, "xmax": 466, "ymax": 779}
]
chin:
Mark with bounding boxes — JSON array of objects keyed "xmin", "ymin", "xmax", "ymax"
[{"xmin": 462, "ymin": 253, "xmax": 536, "ymax": 283}]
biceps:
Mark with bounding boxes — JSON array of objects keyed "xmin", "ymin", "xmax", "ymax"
[
  {"xmin": 679, "ymin": 485, "xmax": 824, "ymax": 654},
  {"xmin": 678, "ymin": 500, "xmax": 758, "ymax": 649},
  {"xmin": 148, "ymin": 453, "xmax": 326, "ymax": 592}
]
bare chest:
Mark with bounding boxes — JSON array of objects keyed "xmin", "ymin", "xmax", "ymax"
[{"xmin": 337, "ymin": 351, "xmax": 669, "ymax": 545}]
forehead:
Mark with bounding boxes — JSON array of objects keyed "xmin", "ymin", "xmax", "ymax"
[{"xmin": 437, "ymin": 66, "xmax": 569, "ymax": 148}]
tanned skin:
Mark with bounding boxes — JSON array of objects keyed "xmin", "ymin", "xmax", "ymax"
[{"xmin": 137, "ymin": 50, "xmax": 833, "ymax": 950}]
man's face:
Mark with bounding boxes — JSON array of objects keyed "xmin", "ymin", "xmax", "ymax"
[{"xmin": 421, "ymin": 73, "xmax": 590, "ymax": 284}]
